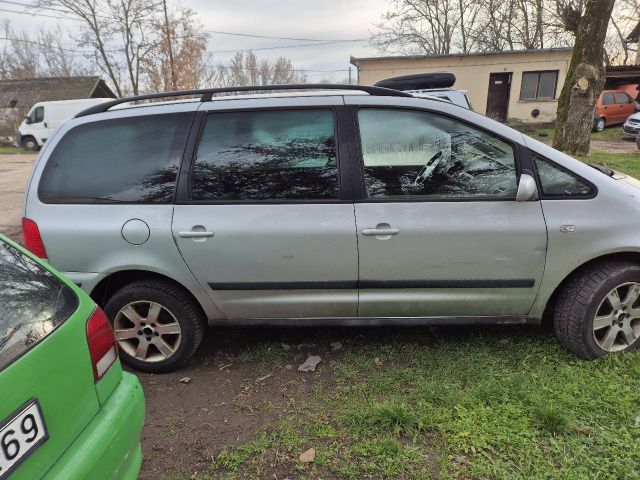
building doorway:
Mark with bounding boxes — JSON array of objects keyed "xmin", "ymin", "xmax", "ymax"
[{"xmin": 486, "ymin": 73, "xmax": 512, "ymax": 122}]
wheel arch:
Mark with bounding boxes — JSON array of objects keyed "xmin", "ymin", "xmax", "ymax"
[
  {"xmin": 90, "ymin": 269, "xmax": 208, "ymax": 320},
  {"xmin": 542, "ymin": 251, "xmax": 640, "ymax": 323}
]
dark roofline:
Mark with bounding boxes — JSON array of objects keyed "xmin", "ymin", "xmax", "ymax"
[{"xmin": 350, "ymin": 47, "xmax": 573, "ymax": 66}]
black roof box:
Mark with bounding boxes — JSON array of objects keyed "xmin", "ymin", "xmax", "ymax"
[{"xmin": 374, "ymin": 72, "xmax": 456, "ymax": 91}]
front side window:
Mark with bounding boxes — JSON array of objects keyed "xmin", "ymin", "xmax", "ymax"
[
  {"xmin": 602, "ymin": 93, "xmax": 615, "ymax": 105},
  {"xmin": 0, "ymin": 241, "xmax": 78, "ymax": 371},
  {"xmin": 39, "ymin": 113, "xmax": 192, "ymax": 203},
  {"xmin": 520, "ymin": 71, "xmax": 559, "ymax": 100},
  {"xmin": 31, "ymin": 106, "xmax": 44, "ymax": 124},
  {"xmin": 357, "ymin": 109, "xmax": 518, "ymax": 199},
  {"xmin": 532, "ymin": 153, "xmax": 594, "ymax": 198},
  {"xmin": 190, "ymin": 109, "xmax": 338, "ymax": 201}
]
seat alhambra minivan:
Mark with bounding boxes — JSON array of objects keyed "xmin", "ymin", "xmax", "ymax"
[{"xmin": 21, "ymin": 84, "xmax": 640, "ymax": 372}]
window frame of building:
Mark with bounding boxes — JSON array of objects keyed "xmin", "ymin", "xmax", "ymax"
[{"xmin": 519, "ymin": 70, "xmax": 559, "ymax": 101}]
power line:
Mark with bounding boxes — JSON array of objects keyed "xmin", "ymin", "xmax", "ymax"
[
  {"xmin": 203, "ymin": 29, "xmax": 367, "ymax": 43},
  {"xmin": 208, "ymin": 40, "xmax": 368, "ymax": 54},
  {"xmin": 0, "ymin": 5, "xmax": 78, "ymax": 21}
]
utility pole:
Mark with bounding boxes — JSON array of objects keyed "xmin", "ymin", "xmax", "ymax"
[{"xmin": 163, "ymin": 0, "xmax": 177, "ymax": 90}]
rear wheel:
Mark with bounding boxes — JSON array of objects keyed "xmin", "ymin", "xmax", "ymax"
[
  {"xmin": 104, "ymin": 279, "xmax": 205, "ymax": 373},
  {"xmin": 554, "ymin": 261, "xmax": 640, "ymax": 359},
  {"xmin": 22, "ymin": 136, "xmax": 39, "ymax": 151}
]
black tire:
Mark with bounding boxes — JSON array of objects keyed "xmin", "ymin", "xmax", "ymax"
[
  {"xmin": 104, "ymin": 279, "xmax": 206, "ymax": 373},
  {"xmin": 554, "ymin": 260, "xmax": 640, "ymax": 360},
  {"xmin": 22, "ymin": 136, "xmax": 39, "ymax": 151}
]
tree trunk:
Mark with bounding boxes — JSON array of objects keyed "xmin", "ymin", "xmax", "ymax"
[{"xmin": 552, "ymin": 0, "xmax": 616, "ymax": 156}]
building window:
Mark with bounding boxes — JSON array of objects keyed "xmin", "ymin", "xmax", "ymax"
[{"xmin": 520, "ymin": 71, "xmax": 559, "ymax": 100}]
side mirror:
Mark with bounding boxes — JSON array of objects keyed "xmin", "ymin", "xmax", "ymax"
[
  {"xmin": 516, "ymin": 173, "xmax": 538, "ymax": 202},
  {"xmin": 24, "ymin": 116, "xmax": 31, "ymax": 125}
]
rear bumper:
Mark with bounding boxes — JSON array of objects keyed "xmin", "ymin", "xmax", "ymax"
[{"xmin": 42, "ymin": 372, "xmax": 145, "ymax": 480}]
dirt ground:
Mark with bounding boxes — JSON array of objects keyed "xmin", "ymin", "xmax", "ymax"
[
  {"xmin": 0, "ymin": 153, "xmax": 35, "ymax": 243},
  {"xmin": 136, "ymin": 326, "xmax": 350, "ymax": 479}
]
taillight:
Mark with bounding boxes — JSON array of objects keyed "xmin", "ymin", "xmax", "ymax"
[
  {"xmin": 22, "ymin": 217, "xmax": 47, "ymax": 258},
  {"xmin": 86, "ymin": 307, "xmax": 118, "ymax": 382}
]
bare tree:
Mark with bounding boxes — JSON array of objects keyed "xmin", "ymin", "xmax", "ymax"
[
  {"xmin": 372, "ymin": 0, "xmax": 481, "ymax": 55},
  {"xmin": 214, "ymin": 51, "xmax": 306, "ymax": 87},
  {"xmin": 553, "ymin": 0, "xmax": 617, "ymax": 155},
  {"xmin": 38, "ymin": 0, "xmax": 159, "ymax": 95},
  {"xmin": 140, "ymin": 8, "xmax": 208, "ymax": 91}
]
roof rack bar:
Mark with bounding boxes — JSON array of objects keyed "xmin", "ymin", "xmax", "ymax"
[{"xmin": 75, "ymin": 84, "xmax": 413, "ymax": 117}]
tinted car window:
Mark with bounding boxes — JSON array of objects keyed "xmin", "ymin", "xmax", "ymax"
[
  {"xmin": 190, "ymin": 109, "xmax": 338, "ymax": 201},
  {"xmin": 39, "ymin": 113, "xmax": 192, "ymax": 203},
  {"xmin": 0, "ymin": 241, "xmax": 78, "ymax": 371},
  {"xmin": 602, "ymin": 93, "xmax": 615, "ymax": 105},
  {"xmin": 532, "ymin": 153, "xmax": 594, "ymax": 198},
  {"xmin": 357, "ymin": 109, "xmax": 517, "ymax": 199}
]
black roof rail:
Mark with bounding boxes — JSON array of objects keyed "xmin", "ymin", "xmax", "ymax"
[{"xmin": 75, "ymin": 84, "xmax": 413, "ymax": 117}]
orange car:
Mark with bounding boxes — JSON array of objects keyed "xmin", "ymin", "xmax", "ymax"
[{"xmin": 594, "ymin": 89, "xmax": 638, "ymax": 131}]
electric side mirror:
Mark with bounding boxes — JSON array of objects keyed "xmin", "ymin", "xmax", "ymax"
[{"xmin": 516, "ymin": 173, "xmax": 538, "ymax": 202}]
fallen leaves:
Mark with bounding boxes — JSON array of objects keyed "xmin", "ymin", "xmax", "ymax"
[{"xmin": 299, "ymin": 447, "xmax": 316, "ymax": 463}]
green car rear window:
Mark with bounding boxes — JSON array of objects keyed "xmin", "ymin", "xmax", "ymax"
[{"xmin": 0, "ymin": 241, "xmax": 78, "ymax": 371}]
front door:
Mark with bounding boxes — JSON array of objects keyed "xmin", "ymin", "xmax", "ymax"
[
  {"xmin": 172, "ymin": 104, "xmax": 358, "ymax": 319},
  {"xmin": 353, "ymin": 107, "xmax": 547, "ymax": 318},
  {"xmin": 486, "ymin": 73, "xmax": 512, "ymax": 122}
]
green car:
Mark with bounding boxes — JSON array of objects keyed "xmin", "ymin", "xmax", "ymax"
[{"xmin": 0, "ymin": 235, "xmax": 144, "ymax": 479}]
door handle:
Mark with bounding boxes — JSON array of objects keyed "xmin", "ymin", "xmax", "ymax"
[
  {"xmin": 362, "ymin": 227, "xmax": 399, "ymax": 236},
  {"xmin": 178, "ymin": 231, "xmax": 214, "ymax": 238}
]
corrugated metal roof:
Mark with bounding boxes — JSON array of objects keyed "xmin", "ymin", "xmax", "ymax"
[{"xmin": 0, "ymin": 76, "xmax": 116, "ymax": 108}]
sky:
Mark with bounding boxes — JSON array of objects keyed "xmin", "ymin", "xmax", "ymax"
[{"xmin": 1, "ymin": 0, "xmax": 392, "ymax": 83}]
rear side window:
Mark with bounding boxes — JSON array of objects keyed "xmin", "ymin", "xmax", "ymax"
[
  {"xmin": 0, "ymin": 241, "xmax": 78, "ymax": 371},
  {"xmin": 615, "ymin": 92, "xmax": 632, "ymax": 104},
  {"xmin": 39, "ymin": 113, "xmax": 192, "ymax": 203},
  {"xmin": 532, "ymin": 153, "xmax": 594, "ymax": 198},
  {"xmin": 190, "ymin": 109, "xmax": 338, "ymax": 201}
]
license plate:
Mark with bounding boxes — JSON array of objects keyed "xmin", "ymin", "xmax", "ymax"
[{"xmin": 0, "ymin": 400, "xmax": 48, "ymax": 480}]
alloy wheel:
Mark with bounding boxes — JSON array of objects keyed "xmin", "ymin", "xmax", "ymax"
[
  {"xmin": 592, "ymin": 282, "xmax": 640, "ymax": 352},
  {"xmin": 113, "ymin": 301, "xmax": 182, "ymax": 362}
]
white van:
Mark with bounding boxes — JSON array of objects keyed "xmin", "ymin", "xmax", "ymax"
[{"xmin": 17, "ymin": 98, "xmax": 113, "ymax": 150}]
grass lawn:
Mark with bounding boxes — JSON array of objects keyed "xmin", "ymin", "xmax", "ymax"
[
  {"xmin": 191, "ymin": 328, "xmax": 640, "ymax": 480},
  {"xmin": 522, "ymin": 125, "xmax": 629, "ymax": 143},
  {"xmin": 0, "ymin": 146, "xmax": 25, "ymax": 154},
  {"xmin": 179, "ymin": 145, "xmax": 640, "ymax": 480}
]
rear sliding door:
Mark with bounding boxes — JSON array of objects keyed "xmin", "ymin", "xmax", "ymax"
[{"xmin": 172, "ymin": 100, "xmax": 359, "ymax": 319}]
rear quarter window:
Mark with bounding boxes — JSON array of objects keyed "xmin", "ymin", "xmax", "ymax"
[
  {"xmin": 38, "ymin": 113, "xmax": 193, "ymax": 203},
  {"xmin": 0, "ymin": 241, "xmax": 78, "ymax": 371}
]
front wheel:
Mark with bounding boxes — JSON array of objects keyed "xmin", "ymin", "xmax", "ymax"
[
  {"xmin": 554, "ymin": 261, "xmax": 640, "ymax": 359},
  {"xmin": 104, "ymin": 279, "xmax": 206, "ymax": 373},
  {"xmin": 22, "ymin": 136, "xmax": 39, "ymax": 151},
  {"xmin": 593, "ymin": 117, "xmax": 605, "ymax": 132}
]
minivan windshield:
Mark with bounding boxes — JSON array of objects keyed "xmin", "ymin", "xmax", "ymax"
[{"xmin": 0, "ymin": 240, "xmax": 78, "ymax": 371}]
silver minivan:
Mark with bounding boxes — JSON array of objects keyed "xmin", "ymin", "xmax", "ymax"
[{"xmin": 22, "ymin": 85, "xmax": 640, "ymax": 372}]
